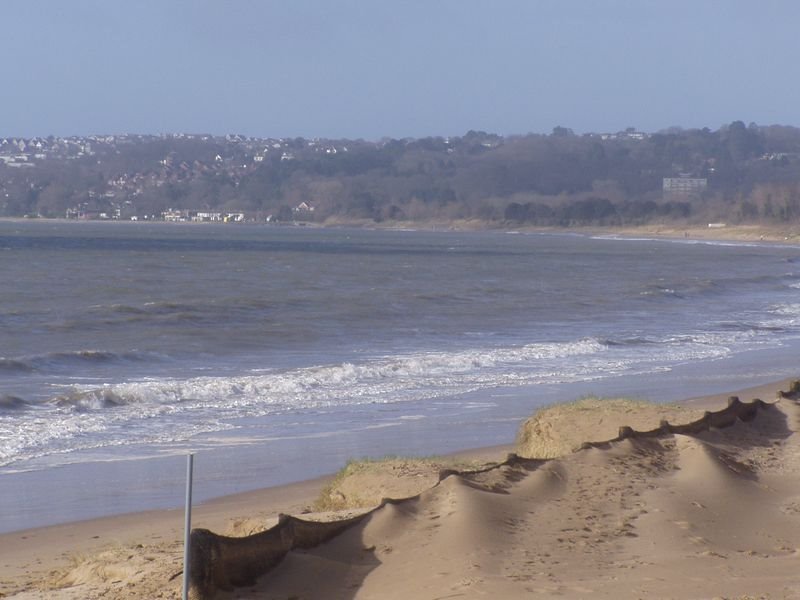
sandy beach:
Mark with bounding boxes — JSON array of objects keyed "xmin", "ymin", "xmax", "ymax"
[{"xmin": 2, "ymin": 377, "xmax": 800, "ymax": 599}]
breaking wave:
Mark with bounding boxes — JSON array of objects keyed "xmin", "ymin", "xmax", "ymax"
[
  {"xmin": 0, "ymin": 359, "xmax": 35, "ymax": 375},
  {"xmin": 0, "ymin": 350, "xmax": 163, "ymax": 375},
  {"xmin": 0, "ymin": 331, "xmax": 757, "ymax": 469},
  {"xmin": 0, "ymin": 395, "xmax": 29, "ymax": 412}
]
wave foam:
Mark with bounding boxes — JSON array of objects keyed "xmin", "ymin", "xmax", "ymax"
[{"xmin": 0, "ymin": 331, "xmax": 778, "ymax": 469}]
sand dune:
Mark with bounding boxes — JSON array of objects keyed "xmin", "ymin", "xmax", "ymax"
[
  {"xmin": 204, "ymin": 388, "xmax": 800, "ymax": 599},
  {"xmin": 5, "ymin": 381, "xmax": 800, "ymax": 599}
]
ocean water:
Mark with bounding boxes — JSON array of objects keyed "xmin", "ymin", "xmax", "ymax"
[{"xmin": 1, "ymin": 220, "xmax": 800, "ymax": 531}]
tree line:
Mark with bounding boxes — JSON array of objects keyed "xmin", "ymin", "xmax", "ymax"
[{"xmin": 4, "ymin": 121, "xmax": 800, "ymax": 227}]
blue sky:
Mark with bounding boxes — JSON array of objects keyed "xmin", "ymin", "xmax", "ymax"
[{"xmin": 2, "ymin": 1, "xmax": 799, "ymax": 139}]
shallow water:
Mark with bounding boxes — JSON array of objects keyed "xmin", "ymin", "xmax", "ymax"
[{"xmin": 1, "ymin": 221, "xmax": 799, "ymax": 531}]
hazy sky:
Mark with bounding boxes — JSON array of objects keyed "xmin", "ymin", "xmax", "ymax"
[{"xmin": 3, "ymin": 1, "xmax": 799, "ymax": 139}]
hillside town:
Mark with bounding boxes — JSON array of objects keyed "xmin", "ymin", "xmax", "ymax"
[
  {"xmin": 2, "ymin": 123, "xmax": 800, "ymax": 227},
  {"xmin": 0, "ymin": 133, "xmax": 351, "ymax": 222}
]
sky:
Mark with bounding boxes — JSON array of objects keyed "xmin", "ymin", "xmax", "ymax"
[{"xmin": 2, "ymin": 0, "xmax": 800, "ymax": 140}]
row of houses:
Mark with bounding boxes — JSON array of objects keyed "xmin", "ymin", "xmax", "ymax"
[
  {"xmin": 66, "ymin": 201, "xmax": 136, "ymax": 220},
  {"xmin": 662, "ymin": 176, "xmax": 708, "ymax": 197},
  {"xmin": 64, "ymin": 199, "xmax": 315, "ymax": 222},
  {"xmin": 162, "ymin": 209, "xmax": 245, "ymax": 223}
]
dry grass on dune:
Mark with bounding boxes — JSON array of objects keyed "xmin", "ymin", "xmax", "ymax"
[
  {"xmin": 515, "ymin": 396, "xmax": 706, "ymax": 459},
  {"xmin": 315, "ymin": 397, "xmax": 706, "ymax": 513},
  {"xmin": 313, "ymin": 455, "xmax": 498, "ymax": 512}
]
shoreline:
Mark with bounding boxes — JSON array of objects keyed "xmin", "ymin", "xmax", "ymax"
[
  {"xmin": 3, "ymin": 215, "xmax": 799, "ymax": 246},
  {"xmin": 1, "ymin": 377, "xmax": 794, "ymax": 597},
  {"xmin": 0, "ymin": 444, "xmax": 512, "ymax": 596},
  {"xmin": 5, "ymin": 355, "xmax": 796, "ymax": 537}
]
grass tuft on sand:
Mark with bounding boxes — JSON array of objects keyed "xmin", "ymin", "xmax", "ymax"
[
  {"xmin": 313, "ymin": 455, "xmax": 493, "ymax": 512},
  {"xmin": 515, "ymin": 396, "xmax": 705, "ymax": 459}
]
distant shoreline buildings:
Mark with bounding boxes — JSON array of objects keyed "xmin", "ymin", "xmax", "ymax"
[{"xmin": 662, "ymin": 176, "xmax": 708, "ymax": 198}]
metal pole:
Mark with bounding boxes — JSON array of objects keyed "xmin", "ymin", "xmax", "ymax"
[{"xmin": 182, "ymin": 453, "xmax": 194, "ymax": 600}]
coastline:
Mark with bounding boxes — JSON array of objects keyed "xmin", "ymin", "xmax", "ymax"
[
  {"xmin": 3, "ymin": 222, "xmax": 800, "ymax": 597},
  {"xmin": 0, "ymin": 444, "xmax": 512, "ymax": 597},
  {"xmin": 3, "ymin": 215, "xmax": 799, "ymax": 246},
  {"xmin": 5, "ymin": 223, "xmax": 799, "ymax": 536},
  {"xmin": 1, "ymin": 377, "xmax": 795, "ymax": 598}
]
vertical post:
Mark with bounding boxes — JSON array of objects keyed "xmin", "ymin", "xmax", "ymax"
[{"xmin": 182, "ymin": 453, "xmax": 194, "ymax": 600}]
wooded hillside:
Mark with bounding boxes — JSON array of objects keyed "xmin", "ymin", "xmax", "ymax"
[{"xmin": 3, "ymin": 121, "xmax": 800, "ymax": 226}]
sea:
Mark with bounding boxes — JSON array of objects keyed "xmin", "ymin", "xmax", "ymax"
[{"xmin": 1, "ymin": 220, "xmax": 800, "ymax": 532}]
